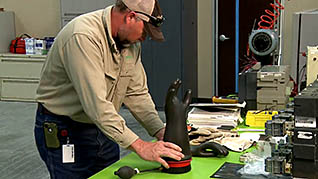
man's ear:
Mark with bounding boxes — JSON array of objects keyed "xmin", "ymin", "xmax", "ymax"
[{"xmin": 124, "ymin": 11, "xmax": 137, "ymax": 24}]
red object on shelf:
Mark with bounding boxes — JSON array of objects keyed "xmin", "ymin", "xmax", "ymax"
[
  {"xmin": 9, "ymin": 34, "xmax": 31, "ymax": 54},
  {"xmin": 10, "ymin": 37, "xmax": 26, "ymax": 54}
]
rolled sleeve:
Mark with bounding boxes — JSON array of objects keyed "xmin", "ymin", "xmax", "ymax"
[
  {"xmin": 111, "ymin": 121, "xmax": 139, "ymax": 148},
  {"xmin": 62, "ymin": 33, "xmax": 138, "ymax": 148}
]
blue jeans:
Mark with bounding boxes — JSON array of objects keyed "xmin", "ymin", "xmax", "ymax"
[{"xmin": 34, "ymin": 104, "xmax": 119, "ymax": 179}]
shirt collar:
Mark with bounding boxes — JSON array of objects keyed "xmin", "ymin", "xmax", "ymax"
[
  {"xmin": 104, "ymin": 6, "xmax": 133, "ymax": 54},
  {"xmin": 104, "ymin": 6, "xmax": 119, "ymax": 54}
]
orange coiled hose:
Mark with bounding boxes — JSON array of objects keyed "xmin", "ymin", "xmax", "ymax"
[{"xmin": 258, "ymin": 0, "xmax": 284, "ymax": 29}]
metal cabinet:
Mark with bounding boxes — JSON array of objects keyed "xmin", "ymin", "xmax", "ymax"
[
  {"xmin": 0, "ymin": 11, "xmax": 15, "ymax": 53},
  {"xmin": 60, "ymin": 0, "xmax": 115, "ymax": 27},
  {"xmin": 0, "ymin": 53, "xmax": 46, "ymax": 102},
  {"xmin": 290, "ymin": 10, "xmax": 318, "ymax": 91}
]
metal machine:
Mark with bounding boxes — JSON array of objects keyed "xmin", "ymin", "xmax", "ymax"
[
  {"xmin": 249, "ymin": 29, "xmax": 278, "ymax": 57},
  {"xmin": 264, "ymin": 78, "xmax": 318, "ymax": 178},
  {"xmin": 248, "ymin": 0, "xmax": 284, "ymax": 65}
]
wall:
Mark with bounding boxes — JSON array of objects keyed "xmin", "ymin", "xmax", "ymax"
[
  {"xmin": 1, "ymin": 0, "xmax": 317, "ymax": 97},
  {"xmin": 0, "ymin": 0, "xmax": 60, "ymax": 38},
  {"xmin": 197, "ymin": 0, "xmax": 213, "ymax": 98},
  {"xmin": 282, "ymin": 0, "xmax": 318, "ymax": 66}
]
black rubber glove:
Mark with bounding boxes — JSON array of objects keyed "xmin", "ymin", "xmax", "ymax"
[
  {"xmin": 163, "ymin": 79, "xmax": 192, "ymax": 158},
  {"xmin": 190, "ymin": 142, "xmax": 229, "ymax": 157}
]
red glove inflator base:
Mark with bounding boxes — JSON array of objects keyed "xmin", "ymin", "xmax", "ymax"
[{"xmin": 162, "ymin": 158, "xmax": 192, "ymax": 174}]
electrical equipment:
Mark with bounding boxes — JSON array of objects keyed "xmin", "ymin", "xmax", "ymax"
[
  {"xmin": 265, "ymin": 113, "xmax": 294, "ymax": 137},
  {"xmin": 307, "ymin": 46, "xmax": 318, "ymax": 86},
  {"xmin": 293, "ymin": 128, "xmax": 318, "ymax": 160},
  {"xmin": 239, "ymin": 64, "xmax": 291, "ymax": 111},
  {"xmin": 247, "ymin": 0, "xmax": 284, "ymax": 65},
  {"xmin": 246, "ymin": 110, "xmax": 278, "ymax": 127},
  {"xmin": 264, "ymin": 78, "xmax": 318, "ymax": 178},
  {"xmin": 248, "ymin": 29, "xmax": 278, "ymax": 56},
  {"xmin": 257, "ymin": 65, "xmax": 291, "ymax": 111},
  {"xmin": 290, "ymin": 10, "xmax": 318, "ymax": 91},
  {"xmin": 293, "ymin": 78, "xmax": 318, "ymax": 162},
  {"xmin": 265, "ymin": 140, "xmax": 292, "ymax": 175},
  {"xmin": 294, "ymin": 80, "xmax": 318, "ymax": 129},
  {"xmin": 238, "ymin": 63, "xmax": 260, "ymax": 111}
]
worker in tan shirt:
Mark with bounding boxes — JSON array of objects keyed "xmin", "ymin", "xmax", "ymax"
[{"xmin": 34, "ymin": 0, "xmax": 184, "ymax": 178}]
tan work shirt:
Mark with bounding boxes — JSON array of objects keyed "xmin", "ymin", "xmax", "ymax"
[{"xmin": 36, "ymin": 6, "xmax": 164, "ymax": 148}]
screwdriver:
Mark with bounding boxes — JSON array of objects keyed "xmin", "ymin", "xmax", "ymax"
[{"xmin": 212, "ymin": 96, "xmax": 238, "ymax": 104}]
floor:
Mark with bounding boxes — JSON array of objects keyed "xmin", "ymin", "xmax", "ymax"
[{"xmin": 0, "ymin": 101, "xmax": 165, "ymax": 179}]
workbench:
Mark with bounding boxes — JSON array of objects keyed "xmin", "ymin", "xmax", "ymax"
[{"xmin": 89, "ymin": 147, "xmax": 254, "ymax": 179}]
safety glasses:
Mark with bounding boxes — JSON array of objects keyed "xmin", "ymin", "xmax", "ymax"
[{"xmin": 135, "ymin": 11, "xmax": 165, "ymax": 27}]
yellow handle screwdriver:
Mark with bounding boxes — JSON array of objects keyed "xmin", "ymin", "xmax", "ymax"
[{"xmin": 212, "ymin": 96, "xmax": 238, "ymax": 104}]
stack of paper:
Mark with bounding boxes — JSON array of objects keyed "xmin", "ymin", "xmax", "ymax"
[{"xmin": 187, "ymin": 102, "xmax": 245, "ymax": 128}]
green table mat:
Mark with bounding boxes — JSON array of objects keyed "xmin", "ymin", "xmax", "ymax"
[{"xmin": 89, "ymin": 147, "xmax": 255, "ymax": 179}]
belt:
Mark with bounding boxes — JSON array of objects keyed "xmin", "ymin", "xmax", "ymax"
[
  {"xmin": 37, "ymin": 103, "xmax": 96, "ymax": 126},
  {"xmin": 37, "ymin": 103, "xmax": 68, "ymax": 118}
]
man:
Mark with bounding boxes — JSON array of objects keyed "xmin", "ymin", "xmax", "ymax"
[{"xmin": 34, "ymin": 0, "xmax": 184, "ymax": 178}]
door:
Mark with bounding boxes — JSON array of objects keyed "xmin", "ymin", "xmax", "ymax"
[
  {"xmin": 214, "ymin": 0, "xmax": 236, "ymax": 96},
  {"xmin": 214, "ymin": 0, "xmax": 273, "ymax": 96}
]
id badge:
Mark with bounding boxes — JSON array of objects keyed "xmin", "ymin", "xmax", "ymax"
[{"xmin": 62, "ymin": 144, "xmax": 75, "ymax": 163}]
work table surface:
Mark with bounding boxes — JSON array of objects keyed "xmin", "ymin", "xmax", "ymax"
[{"xmin": 89, "ymin": 147, "xmax": 253, "ymax": 179}]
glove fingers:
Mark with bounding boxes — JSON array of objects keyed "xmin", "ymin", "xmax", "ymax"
[
  {"xmin": 166, "ymin": 79, "xmax": 181, "ymax": 100},
  {"xmin": 220, "ymin": 146, "xmax": 229, "ymax": 156},
  {"xmin": 190, "ymin": 141, "xmax": 229, "ymax": 157},
  {"xmin": 198, "ymin": 151, "xmax": 217, "ymax": 157},
  {"xmin": 168, "ymin": 79, "xmax": 181, "ymax": 92},
  {"xmin": 190, "ymin": 144, "xmax": 216, "ymax": 157},
  {"xmin": 173, "ymin": 79, "xmax": 181, "ymax": 92},
  {"xmin": 205, "ymin": 142, "xmax": 229, "ymax": 157},
  {"xmin": 182, "ymin": 89, "xmax": 192, "ymax": 107}
]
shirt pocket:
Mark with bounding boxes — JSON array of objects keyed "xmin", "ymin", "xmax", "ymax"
[
  {"xmin": 104, "ymin": 70, "xmax": 117, "ymax": 101},
  {"xmin": 120, "ymin": 60, "xmax": 135, "ymax": 77},
  {"xmin": 115, "ymin": 61, "xmax": 135, "ymax": 98}
]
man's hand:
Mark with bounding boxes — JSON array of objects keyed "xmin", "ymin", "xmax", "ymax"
[{"xmin": 129, "ymin": 139, "xmax": 184, "ymax": 169}]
